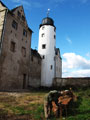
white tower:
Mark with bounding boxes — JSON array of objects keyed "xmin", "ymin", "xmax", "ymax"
[{"xmin": 38, "ymin": 16, "xmax": 56, "ymax": 87}]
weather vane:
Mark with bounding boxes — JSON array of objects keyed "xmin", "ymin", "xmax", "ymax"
[{"xmin": 47, "ymin": 9, "xmax": 50, "ymax": 17}]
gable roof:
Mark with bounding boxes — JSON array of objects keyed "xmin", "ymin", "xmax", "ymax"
[
  {"xmin": 0, "ymin": 1, "xmax": 33, "ymax": 32},
  {"xmin": 11, "ymin": 5, "xmax": 23, "ymax": 12},
  {"xmin": 0, "ymin": 1, "xmax": 7, "ymax": 8}
]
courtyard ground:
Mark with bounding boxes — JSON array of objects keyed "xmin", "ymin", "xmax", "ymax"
[{"xmin": 0, "ymin": 88, "xmax": 90, "ymax": 120}]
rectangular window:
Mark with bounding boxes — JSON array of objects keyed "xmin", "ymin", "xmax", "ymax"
[
  {"xmin": 22, "ymin": 15, "xmax": 25, "ymax": 21},
  {"xmin": 23, "ymin": 29, "xmax": 27, "ymax": 37},
  {"xmin": 42, "ymin": 55, "xmax": 45, "ymax": 59},
  {"xmin": 50, "ymin": 65, "xmax": 53, "ymax": 70},
  {"xmin": 42, "ymin": 44, "xmax": 46, "ymax": 49},
  {"xmin": 17, "ymin": 11, "xmax": 21, "ymax": 17},
  {"xmin": 54, "ymin": 35, "xmax": 56, "ymax": 39},
  {"xmin": 10, "ymin": 41, "xmax": 15, "ymax": 52},
  {"xmin": 21, "ymin": 47, "xmax": 26, "ymax": 57},
  {"xmin": 41, "ymin": 33, "xmax": 45, "ymax": 37},
  {"xmin": 12, "ymin": 20, "xmax": 18, "ymax": 30}
]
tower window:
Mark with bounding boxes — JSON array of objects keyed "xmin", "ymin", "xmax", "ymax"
[
  {"xmin": 41, "ymin": 33, "xmax": 45, "ymax": 37},
  {"xmin": 42, "ymin": 44, "xmax": 46, "ymax": 49},
  {"xmin": 42, "ymin": 55, "xmax": 45, "ymax": 59},
  {"xmin": 54, "ymin": 35, "xmax": 56, "ymax": 39},
  {"xmin": 50, "ymin": 65, "xmax": 53, "ymax": 70},
  {"xmin": 42, "ymin": 26, "xmax": 45, "ymax": 30},
  {"xmin": 12, "ymin": 20, "xmax": 18, "ymax": 30}
]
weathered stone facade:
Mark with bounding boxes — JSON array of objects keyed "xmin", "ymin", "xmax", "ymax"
[
  {"xmin": 53, "ymin": 77, "xmax": 90, "ymax": 88},
  {"xmin": 28, "ymin": 49, "xmax": 41, "ymax": 88},
  {"xmin": 0, "ymin": 1, "xmax": 32, "ymax": 90},
  {"xmin": 55, "ymin": 48, "xmax": 62, "ymax": 78}
]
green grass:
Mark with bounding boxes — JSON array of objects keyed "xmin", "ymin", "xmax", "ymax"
[{"xmin": 0, "ymin": 88, "xmax": 90, "ymax": 120}]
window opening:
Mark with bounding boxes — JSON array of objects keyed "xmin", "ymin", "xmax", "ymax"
[
  {"xmin": 23, "ymin": 29, "xmax": 27, "ymax": 37},
  {"xmin": 54, "ymin": 35, "xmax": 56, "ymax": 39},
  {"xmin": 12, "ymin": 20, "xmax": 18, "ymax": 30},
  {"xmin": 42, "ymin": 55, "xmax": 45, "ymax": 59},
  {"xmin": 42, "ymin": 44, "xmax": 46, "ymax": 49},
  {"xmin": 22, "ymin": 15, "xmax": 25, "ymax": 21},
  {"xmin": 21, "ymin": 47, "xmax": 26, "ymax": 57},
  {"xmin": 17, "ymin": 11, "xmax": 21, "ymax": 17},
  {"xmin": 10, "ymin": 41, "xmax": 15, "ymax": 52},
  {"xmin": 50, "ymin": 65, "xmax": 53, "ymax": 70},
  {"xmin": 41, "ymin": 33, "xmax": 45, "ymax": 37},
  {"xmin": 42, "ymin": 26, "xmax": 45, "ymax": 30}
]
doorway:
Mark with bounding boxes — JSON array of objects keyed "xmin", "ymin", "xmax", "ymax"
[{"xmin": 23, "ymin": 74, "xmax": 26, "ymax": 89}]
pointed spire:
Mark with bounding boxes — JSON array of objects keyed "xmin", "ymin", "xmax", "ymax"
[{"xmin": 47, "ymin": 8, "xmax": 50, "ymax": 17}]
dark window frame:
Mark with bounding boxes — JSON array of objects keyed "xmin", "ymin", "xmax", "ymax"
[
  {"xmin": 22, "ymin": 15, "xmax": 25, "ymax": 21},
  {"xmin": 54, "ymin": 35, "xmax": 56, "ymax": 39},
  {"xmin": 50, "ymin": 65, "xmax": 53, "ymax": 70},
  {"xmin": 23, "ymin": 74, "xmax": 26, "ymax": 89},
  {"xmin": 17, "ymin": 11, "xmax": 21, "ymax": 17},
  {"xmin": 41, "ymin": 33, "xmax": 45, "ymax": 37},
  {"xmin": 42, "ymin": 55, "xmax": 45, "ymax": 59},
  {"xmin": 42, "ymin": 26, "xmax": 45, "ymax": 30},
  {"xmin": 21, "ymin": 47, "xmax": 26, "ymax": 57},
  {"xmin": 42, "ymin": 44, "xmax": 46, "ymax": 49},
  {"xmin": 23, "ymin": 29, "xmax": 27, "ymax": 37},
  {"xmin": 10, "ymin": 41, "xmax": 16, "ymax": 52},
  {"xmin": 12, "ymin": 20, "xmax": 18, "ymax": 30}
]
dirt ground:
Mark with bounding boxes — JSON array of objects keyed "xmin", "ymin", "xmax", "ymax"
[{"xmin": 0, "ymin": 91, "xmax": 45, "ymax": 120}]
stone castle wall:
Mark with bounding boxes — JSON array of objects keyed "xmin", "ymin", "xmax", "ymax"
[
  {"xmin": 0, "ymin": 5, "xmax": 32, "ymax": 90},
  {"xmin": 28, "ymin": 49, "xmax": 41, "ymax": 88},
  {"xmin": 53, "ymin": 77, "xmax": 90, "ymax": 88}
]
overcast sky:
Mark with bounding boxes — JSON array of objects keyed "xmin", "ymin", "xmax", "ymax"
[{"xmin": 1, "ymin": 0, "xmax": 90, "ymax": 77}]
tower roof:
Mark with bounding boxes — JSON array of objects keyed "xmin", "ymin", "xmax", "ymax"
[{"xmin": 40, "ymin": 17, "xmax": 55, "ymax": 28}]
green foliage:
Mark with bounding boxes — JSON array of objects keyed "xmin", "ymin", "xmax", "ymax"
[
  {"xmin": 33, "ymin": 104, "xmax": 44, "ymax": 120},
  {"xmin": 66, "ymin": 88, "xmax": 90, "ymax": 120}
]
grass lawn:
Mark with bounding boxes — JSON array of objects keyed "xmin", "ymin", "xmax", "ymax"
[{"xmin": 0, "ymin": 88, "xmax": 90, "ymax": 120}]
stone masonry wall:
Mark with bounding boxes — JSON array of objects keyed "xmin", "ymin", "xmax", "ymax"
[
  {"xmin": 28, "ymin": 50, "xmax": 41, "ymax": 88},
  {"xmin": 53, "ymin": 77, "xmax": 90, "ymax": 88},
  {"xmin": 0, "ymin": 8, "xmax": 32, "ymax": 90}
]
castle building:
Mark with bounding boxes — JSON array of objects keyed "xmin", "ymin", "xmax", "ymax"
[
  {"xmin": 0, "ymin": 1, "xmax": 33, "ymax": 90},
  {"xmin": 38, "ymin": 17, "xmax": 62, "ymax": 87},
  {"xmin": 0, "ymin": 1, "xmax": 62, "ymax": 90}
]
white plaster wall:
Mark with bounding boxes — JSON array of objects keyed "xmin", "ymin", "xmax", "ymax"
[{"xmin": 38, "ymin": 25, "xmax": 56, "ymax": 87}]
